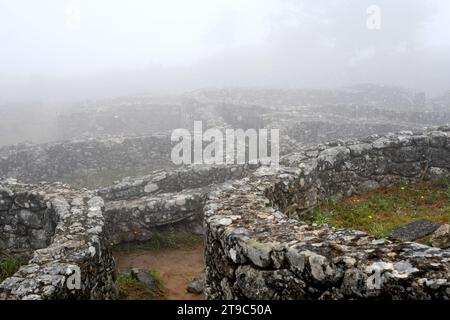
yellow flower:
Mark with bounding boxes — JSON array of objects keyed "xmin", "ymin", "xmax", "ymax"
[{"xmin": 368, "ymin": 215, "xmax": 373, "ymax": 219}]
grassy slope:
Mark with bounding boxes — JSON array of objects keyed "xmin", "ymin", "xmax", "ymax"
[{"xmin": 308, "ymin": 177, "xmax": 450, "ymax": 240}]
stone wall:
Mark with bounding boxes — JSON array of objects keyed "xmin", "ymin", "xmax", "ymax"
[
  {"xmin": 204, "ymin": 126, "xmax": 450, "ymax": 299},
  {"xmin": 58, "ymin": 103, "xmax": 184, "ymax": 140},
  {"xmin": 97, "ymin": 164, "xmax": 253, "ymax": 201},
  {"xmin": 98, "ymin": 164, "xmax": 256, "ymax": 243},
  {"xmin": 0, "ymin": 135, "xmax": 176, "ymax": 188},
  {"xmin": 0, "ymin": 183, "xmax": 58, "ymax": 253},
  {"xmin": 0, "ymin": 180, "xmax": 115, "ymax": 300},
  {"xmin": 2, "ymin": 122, "xmax": 450, "ymax": 300},
  {"xmin": 315, "ymin": 104, "xmax": 450, "ymax": 126},
  {"xmin": 285, "ymin": 120, "xmax": 412, "ymax": 146}
]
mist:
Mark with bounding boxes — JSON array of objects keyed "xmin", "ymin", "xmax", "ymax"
[
  {"xmin": 3, "ymin": 0, "xmax": 450, "ymax": 303},
  {"xmin": 1, "ymin": 0, "xmax": 450, "ymax": 103}
]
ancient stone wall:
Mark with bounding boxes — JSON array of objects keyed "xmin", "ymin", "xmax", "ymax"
[
  {"xmin": 97, "ymin": 165, "xmax": 252, "ymax": 201},
  {"xmin": 0, "ymin": 181, "xmax": 115, "ymax": 300},
  {"xmin": 58, "ymin": 103, "xmax": 184, "ymax": 140},
  {"xmin": 0, "ymin": 184, "xmax": 58, "ymax": 253},
  {"xmin": 285, "ymin": 120, "xmax": 412, "ymax": 146},
  {"xmin": 2, "ymin": 123, "xmax": 450, "ymax": 300},
  {"xmin": 204, "ymin": 126, "xmax": 450, "ymax": 299},
  {"xmin": 0, "ymin": 135, "xmax": 176, "ymax": 188},
  {"xmin": 98, "ymin": 164, "xmax": 256, "ymax": 243}
]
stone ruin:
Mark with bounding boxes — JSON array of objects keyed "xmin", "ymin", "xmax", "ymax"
[
  {"xmin": 0, "ymin": 126, "xmax": 449, "ymax": 299},
  {"xmin": 0, "ymin": 181, "xmax": 114, "ymax": 299},
  {"xmin": 1, "ymin": 86, "xmax": 450, "ymax": 300},
  {"xmin": 98, "ymin": 164, "xmax": 256, "ymax": 243},
  {"xmin": 205, "ymin": 126, "xmax": 450, "ymax": 299}
]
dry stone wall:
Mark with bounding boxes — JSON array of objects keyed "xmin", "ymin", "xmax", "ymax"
[
  {"xmin": 1, "ymin": 123, "xmax": 450, "ymax": 300},
  {"xmin": 0, "ymin": 180, "xmax": 115, "ymax": 300},
  {"xmin": 0, "ymin": 183, "xmax": 57, "ymax": 252},
  {"xmin": 0, "ymin": 135, "xmax": 175, "ymax": 188},
  {"xmin": 98, "ymin": 164, "xmax": 257, "ymax": 243},
  {"xmin": 58, "ymin": 103, "xmax": 184, "ymax": 140},
  {"xmin": 204, "ymin": 126, "xmax": 450, "ymax": 299}
]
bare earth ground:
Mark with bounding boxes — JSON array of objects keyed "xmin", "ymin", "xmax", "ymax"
[{"xmin": 113, "ymin": 244, "xmax": 205, "ymax": 300}]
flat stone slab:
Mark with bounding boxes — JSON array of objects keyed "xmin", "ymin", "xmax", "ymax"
[{"xmin": 389, "ymin": 220, "xmax": 441, "ymax": 242}]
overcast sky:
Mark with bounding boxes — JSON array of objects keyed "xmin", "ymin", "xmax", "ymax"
[{"xmin": 1, "ymin": 0, "xmax": 450, "ymax": 102}]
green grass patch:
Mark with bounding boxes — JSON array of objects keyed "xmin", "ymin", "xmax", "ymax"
[
  {"xmin": 306, "ymin": 178, "xmax": 450, "ymax": 240},
  {"xmin": 0, "ymin": 255, "xmax": 28, "ymax": 283},
  {"xmin": 116, "ymin": 268, "xmax": 165, "ymax": 300},
  {"xmin": 114, "ymin": 230, "xmax": 203, "ymax": 253},
  {"xmin": 147, "ymin": 268, "xmax": 164, "ymax": 286}
]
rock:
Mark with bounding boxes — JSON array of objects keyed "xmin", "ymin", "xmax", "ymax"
[
  {"xmin": 130, "ymin": 268, "xmax": 157, "ymax": 288},
  {"xmin": 187, "ymin": 276, "xmax": 205, "ymax": 294},
  {"xmin": 389, "ymin": 220, "xmax": 441, "ymax": 242},
  {"xmin": 431, "ymin": 224, "xmax": 450, "ymax": 249},
  {"xmin": 318, "ymin": 147, "xmax": 350, "ymax": 169},
  {"xmin": 427, "ymin": 167, "xmax": 449, "ymax": 180},
  {"xmin": 429, "ymin": 131, "xmax": 448, "ymax": 147},
  {"xmin": 348, "ymin": 143, "xmax": 371, "ymax": 157},
  {"xmin": 144, "ymin": 183, "xmax": 159, "ymax": 193},
  {"xmin": 118, "ymin": 268, "xmax": 132, "ymax": 277}
]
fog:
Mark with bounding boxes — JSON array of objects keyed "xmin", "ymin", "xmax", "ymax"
[{"xmin": 1, "ymin": 0, "xmax": 450, "ymax": 103}]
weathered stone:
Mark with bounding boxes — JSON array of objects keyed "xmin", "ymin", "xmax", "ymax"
[
  {"xmin": 144, "ymin": 183, "xmax": 158, "ymax": 193},
  {"xmin": 187, "ymin": 276, "xmax": 205, "ymax": 294},
  {"xmin": 0, "ymin": 181, "xmax": 115, "ymax": 300},
  {"xmin": 205, "ymin": 128, "xmax": 450, "ymax": 300},
  {"xmin": 3, "ymin": 123, "xmax": 450, "ymax": 301},
  {"xmin": 348, "ymin": 143, "xmax": 371, "ymax": 157},
  {"xmin": 131, "ymin": 268, "xmax": 158, "ymax": 288},
  {"xmin": 431, "ymin": 224, "xmax": 450, "ymax": 249},
  {"xmin": 0, "ymin": 135, "xmax": 178, "ymax": 188},
  {"xmin": 389, "ymin": 220, "xmax": 441, "ymax": 242}
]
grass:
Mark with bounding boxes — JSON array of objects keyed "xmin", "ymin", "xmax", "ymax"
[
  {"xmin": 147, "ymin": 268, "xmax": 165, "ymax": 287},
  {"xmin": 0, "ymin": 255, "xmax": 28, "ymax": 283},
  {"xmin": 116, "ymin": 268, "xmax": 165, "ymax": 300},
  {"xmin": 113, "ymin": 229, "xmax": 203, "ymax": 253},
  {"xmin": 306, "ymin": 177, "xmax": 450, "ymax": 240}
]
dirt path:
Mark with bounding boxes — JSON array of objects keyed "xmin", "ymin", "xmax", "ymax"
[{"xmin": 113, "ymin": 244, "xmax": 204, "ymax": 300}]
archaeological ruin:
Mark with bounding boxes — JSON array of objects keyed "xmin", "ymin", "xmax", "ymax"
[{"xmin": 1, "ymin": 87, "xmax": 450, "ymax": 300}]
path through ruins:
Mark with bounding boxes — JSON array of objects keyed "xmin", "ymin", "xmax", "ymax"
[{"xmin": 113, "ymin": 244, "xmax": 205, "ymax": 300}]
